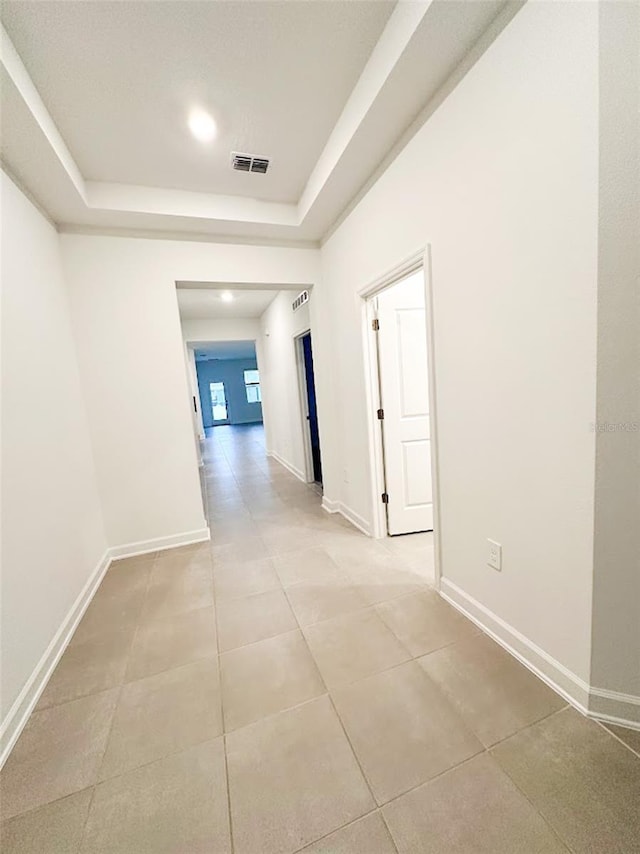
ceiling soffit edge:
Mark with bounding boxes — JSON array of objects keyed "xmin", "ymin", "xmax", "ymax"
[{"xmin": 1, "ymin": 3, "xmax": 522, "ymax": 243}]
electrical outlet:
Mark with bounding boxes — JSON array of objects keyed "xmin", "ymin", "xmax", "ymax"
[{"xmin": 487, "ymin": 539, "xmax": 502, "ymax": 571}]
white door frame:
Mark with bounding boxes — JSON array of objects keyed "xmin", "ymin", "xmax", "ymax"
[
  {"xmin": 294, "ymin": 328, "xmax": 315, "ymax": 484},
  {"xmin": 358, "ymin": 246, "xmax": 443, "ymax": 590}
]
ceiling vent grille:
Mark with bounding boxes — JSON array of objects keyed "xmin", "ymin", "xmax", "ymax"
[
  {"xmin": 231, "ymin": 152, "xmax": 270, "ymax": 174},
  {"xmin": 292, "ymin": 290, "xmax": 309, "ymax": 312}
]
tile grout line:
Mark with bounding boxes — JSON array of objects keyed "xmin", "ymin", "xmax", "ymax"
[
  {"xmin": 207, "ymin": 433, "xmax": 254, "ymax": 854},
  {"xmin": 214, "ymin": 566, "xmax": 431, "ymax": 630},
  {"xmin": 76, "ymin": 549, "xmax": 159, "ymax": 848},
  {"xmin": 36, "ymin": 506, "xmax": 224, "ymax": 830},
  {"xmin": 36, "ymin": 619, "xmax": 222, "ymax": 715},
  {"xmin": 1, "ymin": 563, "xmax": 189, "ymax": 826},
  {"xmin": 318, "ymin": 662, "xmax": 488, "ymax": 851},
  {"xmin": 214, "ymin": 518, "xmax": 572, "ymax": 767},
  {"xmin": 78, "ymin": 785, "xmax": 98, "ymax": 852},
  {"xmin": 206, "ymin": 432, "xmax": 358, "ymax": 854},
  {"xmin": 304, "ymin": 650, "xmax": 575, "ymax": 849},
  {"xmin": 202, "ymin": 431, "xmax": 505, "ymax": 848},
  {"xmin": 485, "ymin": 703, "xmax": 571, "ymax": 752},
  {"xmin": 324, "ymin": 690, "xmax": 381, "ymax": 808},
  {"xmin": 9, "ymin": 736, "xmax": 230, "ymax": 822},
  {"xmin": 486, "ymin": 727, "xmax": 577, "ymax": 854},
  {"xmin": 218, "ymin": 623, "xmax": 303, "ymax": 658},
  {"xmin": 197, "ymin": 431, "xmax": 449, "ymax": 852},
  {"xmin": 327, "ymin": 687, "xmax": 490, "ymax": 820},
  {"xmin": 214, "ymin": 577, "xmax": 236, "ymax": 854},
  {"xmin": 594, "ymin": 719, "xmax": 640, "ymax": 760},
  {"xmin": 260, "ymin": 521, "xmax": 334, "ymax": 710},
  {"xmin": 379, "ymin": 750, "xmax": 488, "ymax": 809},
  {"xmin": 222, "ymin": 691, "xmax": 333, "ymax": 739},
  {"xmin": 299, "ymin": 631, "xmax": 469, "ymax": 696},
  {"xmin": 277, "ymin": 566, "xmax": 333, "ymax": 703},
  {"xmin": 290, "ymin": 808, "xmax": 394, "ymax": 854},
  {"xmin": 377, "ymin": 803, "xmax": 401, "ymax": 854},
  {"xmin": 484, "ymin": 704, "xmax": 582, "ymax": 854},
  {"xmin": 40, "ymin": 429, "xmax": 624, "ymax": 852},
  {"xmin": 0, "ymin": 785, "xmax": 97, "ymax": 833},
  {"xmin": 1, "ymin": 433, "xmax": 331, "ymax": 832}
]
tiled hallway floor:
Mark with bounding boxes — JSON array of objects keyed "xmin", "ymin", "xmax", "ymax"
[{"xmin": 2, "ymin": 424, "xmax": 639, "ymax": 852}]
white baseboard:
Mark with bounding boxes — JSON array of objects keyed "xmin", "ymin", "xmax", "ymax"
[
  {"xmin": 441, "ymin": 578, "xmax": 640, "ymax": 731},
  {"xmin": 108, "ymin": 526, "xmax": 210, "ymax": 560},
  {"xmin": 0, "ymin": 548, "xmax": 112, "ymax": 768},
  {"xmin": 321, "ymin": 496, "xmax": 339, "ymax": 514},
  {"xmin": 440, "ymin": 578, "xmax": 591, "ymax": 713},
  {"xmin": 589, "ymin": 687, "xmax": 640, "ymax": 729},
  {"xmin": 322, "ymin": 496, "xmax": 372, "ymax": 536},
  {"xmin": 0, "ymin": 525, "xmax": 211, "ymax": 768},
  {"xmin": 266, "ymin": 450, "xmax": 306, "ymax": 483},
  {"xmin": 337, "ymin": 503, "xmax": 372, "ymax": 536}
]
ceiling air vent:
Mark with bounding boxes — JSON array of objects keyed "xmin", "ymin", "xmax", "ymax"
[
  {"xmin": 292, "ymin": 290, "xmax": 309, "ymax": 312},
  {"xmin": 251, "ymin": 158, "xmax": 269, "ymax": 174},
  {"xmin": 231, "ymin": 152, "xmax": 270, "ymax": 174}
]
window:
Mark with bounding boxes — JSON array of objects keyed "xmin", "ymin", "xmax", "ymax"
[{"xmin": 244, "ymin": 369, "xmax": 261, "ymax": 403}]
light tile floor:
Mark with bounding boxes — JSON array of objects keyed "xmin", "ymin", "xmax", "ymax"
[{"xmin": 2, "ymin": 423, "xmax": 639, "ymax": 853}]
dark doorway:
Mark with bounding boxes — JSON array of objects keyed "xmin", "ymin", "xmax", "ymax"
[{"xmin": 302, "ymin": 332, "xmax": 322, "ymax": 485}]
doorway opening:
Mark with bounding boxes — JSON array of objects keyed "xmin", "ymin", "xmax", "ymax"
[
  {"xmin": 191, "ymin": 340, "xmax": 263, "ymax": 432},
  {"xmin": 175, "ymin": 281, "xmax": 323, "ymax": 515},
  {"xmin": 209, "ymin": 381, "xmax": 229, "ymax": 423},
  {"xmin": 375, "ymin": 272, "xmax": 432, "ymax": 535},
  {"xmin": 296, "ymin": 330, "xmax": 323, "ymax": 486},
  {"xmin": 360, "ymin": 251, "xmax": 440, "ymax": 570}
]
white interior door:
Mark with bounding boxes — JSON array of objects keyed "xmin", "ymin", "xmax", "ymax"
[{"xmin": 376, "ymin": 272, "xmax": 433, "ymax": 535}]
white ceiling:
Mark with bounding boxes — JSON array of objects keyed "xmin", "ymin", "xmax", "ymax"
[
  {"xmin": 0, "ymin": 1, "xmax": 516, "ymax": 244},
  {"xmin": 177, "ymin": 288, "xmax": 277, "ymax": 319},
  {"xmin": 1, "ymin": 1, "xmax": 393, "ymax": 204},
  {"xmin": 194, "ymin": 341, "xmax": 257, "ymax": 362}
]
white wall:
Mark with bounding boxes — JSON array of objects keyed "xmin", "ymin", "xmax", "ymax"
[
  {"xmin": 258, "ymin": 293, "xmax": 312, "ymax": 480},
  {"xmin": 4, "ymin": 0, "xmax": 633, "ymax": 742},
  {"xmin": 195, "ymin": 357, "xmax": 262, "ymax": 428},
  {"xmin": 60, "ymin": 235, "xmax": 319, "ymax": 548},
  {"xmin": 590, "ymin": 0, "xmax": 640, "ymax": 717},
  {"xmin": 317, "ymin": 1, "xmax": 599, "ymax": 691},
  {"xmin": 181, "ymin": 318, "xmax": 262, "ymax": 442},
  {"xmin": 181, "ymin": 317, "xmax": 260, "ymax": 345},
  {"xmin": 1, "ymin": 172, "xmax": 107, "ymax": 743}
]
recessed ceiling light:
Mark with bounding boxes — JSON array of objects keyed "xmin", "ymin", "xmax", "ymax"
[
  {"xmin": 188, "ymin": 109, "xmax": 217, "ymax": 143},
  {"xmin": 220, "ymin": 291, "xmax": 234, "ymax": 302}
]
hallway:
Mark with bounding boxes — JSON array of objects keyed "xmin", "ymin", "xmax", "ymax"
[{"xmin": 1, "ymin": 425, "xmax": 639, "ymax": 853}]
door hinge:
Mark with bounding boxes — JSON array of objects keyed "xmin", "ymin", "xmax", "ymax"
[
  {"xmin": 371, "ymin": 318, "xmax": 379, "ymax": 331},
  {"xmin": 381, "ymin": 492, "xmax": 389, "ymax": 504},
  {"xmin": 377, "ymin": 408, "xmax": 384, "ymax": 420}
]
